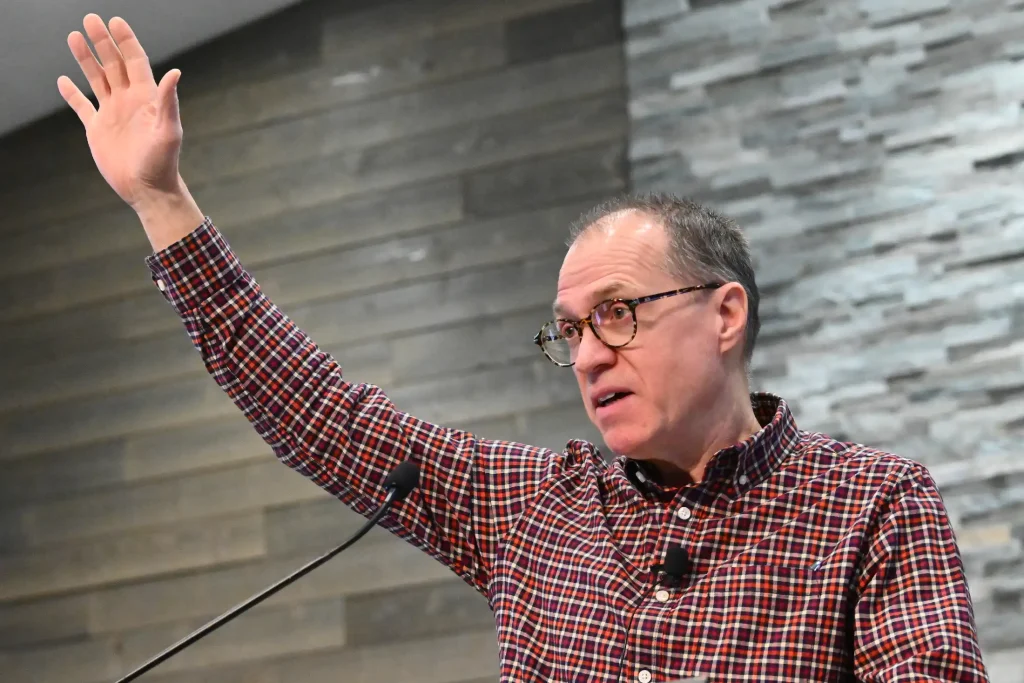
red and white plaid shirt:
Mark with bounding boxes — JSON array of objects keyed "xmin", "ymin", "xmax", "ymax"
[{"xmin": 148, "ymin": 219, "xmax": 989, "ymax": 682}]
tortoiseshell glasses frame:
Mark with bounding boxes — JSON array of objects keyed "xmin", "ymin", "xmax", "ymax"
[{"xmin": 533, "ymin": 283, "xmax": 724, "ymax": 367}]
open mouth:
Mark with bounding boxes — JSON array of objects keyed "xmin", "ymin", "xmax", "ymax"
[{"xmin": 597, "ymin": 392, "xmax": 632, "ymax": 408}]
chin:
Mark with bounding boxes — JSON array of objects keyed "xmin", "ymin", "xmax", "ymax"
[{"xmin": 600, "ymin": 428, "xmax": 653, "ymax": 459}]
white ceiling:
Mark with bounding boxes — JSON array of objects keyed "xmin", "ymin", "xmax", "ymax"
[{"xmin": 0, "ymin": 0, "xmax": 305, "ymax": 138}]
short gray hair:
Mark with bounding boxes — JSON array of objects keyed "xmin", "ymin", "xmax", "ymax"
[{"xmin": 567, "ymin": 192, "xmax": 760, "ymax": 370}]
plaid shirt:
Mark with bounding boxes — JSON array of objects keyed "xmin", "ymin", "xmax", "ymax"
[{"xmin": 147, "ymin": 219, "xmax": 989, "ymax": 682}]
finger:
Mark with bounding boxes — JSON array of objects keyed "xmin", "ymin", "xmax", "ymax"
[
  {"xmin": 83, "ymin": 14, "xmax": 129, "ymax": 91},
  {"xmin": 57, "ymin": 75, "xmax": 96, "ymax": 126},
  {"xmin": 157, "ymin": 69, "xmax": 182, "ymax": 129},
  {"xmin": 108, "ymin": 16, "xmax": 154, "ymax": 87},
  {"xmin": 67, "ymin": 30, "xmax": 110, "ymax": 101}
]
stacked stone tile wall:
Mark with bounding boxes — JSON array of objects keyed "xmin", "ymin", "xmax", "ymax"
[{"xmin": 623, "ymin": 0, "xmax": 1024, "ymax": 676}]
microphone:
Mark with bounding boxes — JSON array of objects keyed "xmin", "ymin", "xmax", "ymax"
[
  {"xmin": 654, "ymin": 545, "xmax": 690, "ymax": 588},
  {"xmin": 113, "ymin": 460, "xmax": 421, "ymax": 683}
]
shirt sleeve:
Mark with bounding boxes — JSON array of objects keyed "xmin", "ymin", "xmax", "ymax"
[
  {"xmin": 144, "ymin": 218, "xmax": 571, "ymax": 594},
  {"xmin": 852, "ymin": 465, "xmax": 989, "ymax": 682}
]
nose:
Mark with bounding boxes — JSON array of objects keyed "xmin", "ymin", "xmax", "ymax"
[{"xmin": 573, "ymin": 324, "xmax": 616, "ymax": 375}]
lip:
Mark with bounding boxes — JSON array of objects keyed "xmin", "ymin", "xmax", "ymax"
[
  {"xmin": 590, "ymin": 387, "xmax": 633, "ymax": 411},
  {"xmin": 594, "ymin": 393, "xmax": 634, "ymax": 420}
]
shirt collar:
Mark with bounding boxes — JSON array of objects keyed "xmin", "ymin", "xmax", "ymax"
[{"xmin": 621, "ymin": 392, "xmax": 800, "ymax": 497}]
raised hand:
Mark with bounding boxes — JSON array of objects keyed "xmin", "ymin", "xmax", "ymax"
[
  {"xmin": 58, "ymin": 14, "xmax": 182, "ymax": 208},
  {"xmin": 58, "ymin": 14, "xmax": 204, "ymax": 252}
]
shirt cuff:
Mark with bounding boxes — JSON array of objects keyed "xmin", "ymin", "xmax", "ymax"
[{"xmin": 144, "ymin": 217, "xmax": 245, "ymax": 316}]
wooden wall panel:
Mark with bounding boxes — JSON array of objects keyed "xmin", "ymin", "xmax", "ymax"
[{"xmin": 0, "ymin": 0, "xmax": 626, "ymax": 679}]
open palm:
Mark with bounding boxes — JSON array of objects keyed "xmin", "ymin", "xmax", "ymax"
[{"xmin": 57, "ymin": 14, "xmax": 183, "ymax": 210}]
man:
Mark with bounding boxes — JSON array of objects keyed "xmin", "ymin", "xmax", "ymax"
[{"xmin": 57, "ymin": 13, "xmax": 989, "ymax": 682}]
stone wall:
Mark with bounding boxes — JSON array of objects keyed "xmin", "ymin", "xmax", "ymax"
[{"xmin": 623, "ymin": 0, "xmax": 1024, "ymax": 676}]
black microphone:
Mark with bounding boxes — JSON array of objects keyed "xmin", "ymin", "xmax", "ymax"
[
  {"xmin": 113, "ymin": 460, "xmax": 421, "ymax": 683},
  {"xmin": 655, "ymin": 545, "xmax": 691, "ymax": 588}
]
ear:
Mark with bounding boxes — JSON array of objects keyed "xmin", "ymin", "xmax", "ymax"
[{"xmin": 715, "ymin": 282, "xmax": 748, "ymax": 358}]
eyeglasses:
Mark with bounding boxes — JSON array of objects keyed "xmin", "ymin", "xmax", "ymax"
[{"xmin": 533, "ymin": 283, "xmax": 724, "ymax": 367}]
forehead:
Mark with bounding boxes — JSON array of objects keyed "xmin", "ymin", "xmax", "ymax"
[{"xmin": 553, "ymin": 211, "xmax": 672, "ymax": 317}]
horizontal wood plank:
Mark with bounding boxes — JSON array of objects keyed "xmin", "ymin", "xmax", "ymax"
[
  {"xmin": 0, "ymin": 415, "xmax": 271, "ymax": 509},
  {"xmin": 344, "ymin": 577, "xmax": 493, "ymax": 647},
  {"xmin": 284, "ymin": 252, "xmax": 565, "ymax": 367},
  {"xmin": 119, "ymin": 600, "xmax": 345, "ymax": 680},
  {"xmin": 0, "ymin": 598, "xmax": 344, "ymax": 683},
  {"xmin": 322, "ymin": 0, "xmax": 594, "ymax": 55},
  {"xmin": 88, "ymin": 537, "xmax": 455, "ymax": 634},
  {"xmin": 0, "ymin": 323, "xmax": 393, "ymax": 414},
  {"xmin": 0, "ymin": 512, "xmax": 265, "ymax": 602},
  {"xmin": 0, "ymin": 592, "xmax": 91, "ymax": 648},
  {"xmin": 0, "ymin": 373, "xmax": 238, "ymax": 460},
  {"xmin": 262, "ymin": 496, "xmax": 396, "ymax": 558},
  {"xmin": 462, "ymin": 142, "xmax": 626, "ymax": 218},
  {"xmin": 15, "ymin": 460, "xmax": 324, "ymax": 548},
  {"xmin": 506, "ymin": 0, "xmax": 624, "ymax": 65},
  {"xmin": 390, "ymin": 357, "xmax": 581, "ymax": 426},
  {"xmin": 0, "ymin": 439, "xmax": 126, "ymax": 509},
  {"xmin": 390, "ymin": 306, "xmax": 553, "ymax": 384},
  {"xmin": 143, "ymin": 631, "xmax": 499, "ymax": 683}
]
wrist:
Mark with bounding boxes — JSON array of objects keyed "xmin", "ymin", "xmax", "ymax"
[{"xmin": 134, "ymin": 177, "xmax": 206, "ymax": 253}]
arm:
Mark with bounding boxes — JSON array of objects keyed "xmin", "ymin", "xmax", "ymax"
[
  {"xmin": 145, "ymin": 217, "xmax": 563, "ymax": 592},
  {"xmin": 56, "ymin": 14, "xmax": 564, "ymax": 593},
  {"xmin": 853, "ymin": 467, "xmax": 989, "ymax": 682}
]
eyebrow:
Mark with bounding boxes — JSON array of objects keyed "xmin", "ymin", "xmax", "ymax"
[{"xmin": 552, "ymin": 281, "xmax": 632, "ymax": 318}]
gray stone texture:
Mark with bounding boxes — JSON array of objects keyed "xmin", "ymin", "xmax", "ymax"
[{"xmin": 623, "ymin": 0, "xmax": 1024, "ymax": 674}]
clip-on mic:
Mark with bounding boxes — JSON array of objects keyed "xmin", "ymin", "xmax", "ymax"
[
  {"xmin": 654, "ymin": 545, "xmax": 691, "ymax": 588},
  {"xmin": 113, "ymin": 460, "xmax": 421, "ymax": 683}
]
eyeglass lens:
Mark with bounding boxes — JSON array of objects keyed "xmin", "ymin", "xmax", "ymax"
[{"xmin": 539, "ymin": 300, "xmax": 636, "ymax": 365}]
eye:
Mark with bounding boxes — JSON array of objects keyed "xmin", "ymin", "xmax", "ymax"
[
  {"xmin": 609, "ymin": 303, "xmax": 629, "ymax": 320},
  {"xmin": 595, "ymin": 301, "xmax": 631, "ymax": 326},
  {"xmin": 557, "ymin": 321, "xmax": 579, "ymax": 339}
]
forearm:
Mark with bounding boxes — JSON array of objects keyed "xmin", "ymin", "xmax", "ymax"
[{"xmin": 134, "ymin": 175, "xmax": 206, "ymax": 253}]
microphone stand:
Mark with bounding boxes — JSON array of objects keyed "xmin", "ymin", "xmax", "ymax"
[{"xmin": 114, "ymin": 462, "xmax": 418, "ymax": 682}]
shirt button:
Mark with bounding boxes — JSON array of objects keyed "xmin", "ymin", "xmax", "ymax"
[
  {"xmin": 638, "ymin": 670, "xmax": 652, "ymax": 683},
  {"xmin": 738, "ymin": 474, "xmax": 749, "ymax": 486},
  {"xmin": 676, "ymin": 506, "xmax": 692, "ymax": 521},
  {"xmin": 655, "ymin": 589, "xmax": 670, "ymax": 602},
  {"xmin": 156, "ymin": 279, "xmax": 166, "ymax": 292}
]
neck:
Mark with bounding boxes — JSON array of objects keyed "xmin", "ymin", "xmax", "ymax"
[{"xmin": 648, "ymin": 379, "xmax": 763, "ymax": 487}]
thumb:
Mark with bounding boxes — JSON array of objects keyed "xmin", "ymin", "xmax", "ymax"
[{"xmin": 156, "ymin": 69, "xmax": 181, "ymax": 128}]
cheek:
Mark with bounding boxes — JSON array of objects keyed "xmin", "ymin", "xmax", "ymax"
[{"xmin": 573, "ymin": 370, "xmax": 592, "ymax": 410}]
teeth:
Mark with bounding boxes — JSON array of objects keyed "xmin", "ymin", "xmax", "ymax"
[{"xmin": 598, "ymin": 393, "xmax": 620, "ymax": 406}]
